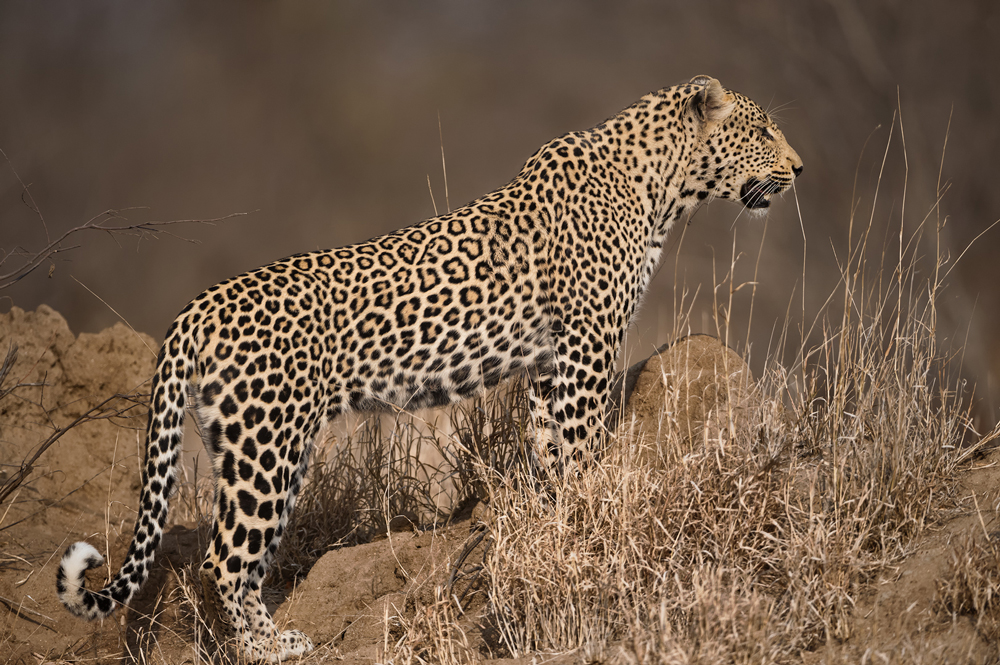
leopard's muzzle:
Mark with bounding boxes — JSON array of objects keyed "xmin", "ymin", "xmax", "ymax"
[{"xmin": 740, "ymin": 177, "xmax": 785, "ymax": 209}]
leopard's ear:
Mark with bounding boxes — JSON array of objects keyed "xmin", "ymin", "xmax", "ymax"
[{"xmin": 689, "ymin": 75, "xmax": 734, "ymax": 124}]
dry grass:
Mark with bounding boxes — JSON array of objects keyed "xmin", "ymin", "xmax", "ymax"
[
  {"xmin": 935, "ymin": 533, "xmax": 1000, "ymax": 640},
  {"xmin": 392, "ymin": 586, "xmax": 479, "ymax": 665}
]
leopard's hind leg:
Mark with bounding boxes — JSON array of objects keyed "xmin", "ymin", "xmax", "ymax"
[{"xmin": 195, "ymin": 384, "xmax": 325, "ymax": 660}]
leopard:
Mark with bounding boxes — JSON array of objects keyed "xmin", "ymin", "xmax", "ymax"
[{"xmin": 56, "ymin": 75, "xmax": 802, "ymax": 661}]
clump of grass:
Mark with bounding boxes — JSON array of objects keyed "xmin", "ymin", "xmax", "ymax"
[
  {"xmin": 392, "ymin": 585, "xmax": 479, "ymax": 665},
  {"xmin": 624, "ymin": 568, "xmax": 790, "ymax": 665},
  {"xmin": 275, "ymin": 412, "xmax": 482, "ymax": 582},
  {"xmin": 935, "ymin": 533, "xmax": 1000, "ymax": 639},
  {"xmin": 484, "ymin": 432, "xmax": 787, "ymax": 656}
]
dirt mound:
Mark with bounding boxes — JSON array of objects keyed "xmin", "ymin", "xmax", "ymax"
[
  {"xmin": 2, "ymin": 307, "xmax": 999, "ymax": 663},
  {"xmin": 1, "ymin": 305, "xmax": 156, "ymax": 503},
  {"xmin": 610, "ymin": 334, "xmax": 755, "ymax": 462},
  {"xmin": 0, "ymin": 305, "xmax": 161, "ymax": 661},
  {"xmin": 272, "ymin": 523, "xmax": 492, "ymax": 663}
]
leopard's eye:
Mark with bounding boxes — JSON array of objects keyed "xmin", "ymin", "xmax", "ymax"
[{"xmin": 758, "ymin": 126, "xmax": 774, "ymax": 141}]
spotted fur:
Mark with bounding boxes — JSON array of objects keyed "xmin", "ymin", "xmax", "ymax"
[{"xmin": 57, "ymin": 76, "xmax": 802, "ymax": 660}]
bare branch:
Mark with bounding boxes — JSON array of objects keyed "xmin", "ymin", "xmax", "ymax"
[
  {"xmin": 0, "ymin": 388, "xmax": 148, "ymax": 509},
  {"xmin": 0, "ymin": 208, "xmax": 248, "ymax": 291},
  {"xmin": 1, "ymin": 148, "xmax": 249, "ymax": 290}
]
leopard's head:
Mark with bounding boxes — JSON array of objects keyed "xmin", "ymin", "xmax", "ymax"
[{"xmin": 684, "ymin": 75, "xmax": 803, "ymax": 212}]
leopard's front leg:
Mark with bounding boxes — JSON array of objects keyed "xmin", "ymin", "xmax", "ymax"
[{"xmin": 530, "ymin": 320, "xmax": 617, "ymax": 474}]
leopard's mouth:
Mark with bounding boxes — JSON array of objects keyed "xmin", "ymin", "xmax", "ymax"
[{"xmin": 740, "ymin": 177, "xmax": 784, "ymax": 209}]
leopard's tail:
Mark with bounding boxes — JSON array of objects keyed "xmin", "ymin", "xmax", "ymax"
[{"xmin": 57, "ymin": 324, "xmax": 193, "ymax": 620}]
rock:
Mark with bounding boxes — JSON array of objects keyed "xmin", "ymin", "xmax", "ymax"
[
  {"xmin": 0, "ymin": 304, "xmax": 75, "ymax": 405},
  {"xmin": 609, "ymin": 334, "xmax": 754, "ymax": 464},
  {"xmin": 0, "ymin": 305, "xmax": 161, "ymax": 662}
]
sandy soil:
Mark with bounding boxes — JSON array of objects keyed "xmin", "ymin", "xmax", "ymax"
[{"xmin": 2, "ymin": 305, "xmax": 998, "ymax": 664}]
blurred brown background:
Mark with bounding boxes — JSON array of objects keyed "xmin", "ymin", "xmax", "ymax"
[{"xmin": 2, "ymin": 1, "xmax": 998, "ymax": 425}]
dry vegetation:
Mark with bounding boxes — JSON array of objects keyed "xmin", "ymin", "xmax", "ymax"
[
  {"xmin": 935, "ymin": 532, "xmax": 1000, "ymax": 642},
  {"xmin": 474, "ymin": 221, "xmax": 986, "ymax": 663}
]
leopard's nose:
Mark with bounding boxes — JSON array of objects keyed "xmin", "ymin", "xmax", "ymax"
[{"xmin": 792, "ymin": 164, "xmax": 804, "ymax": 177}]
